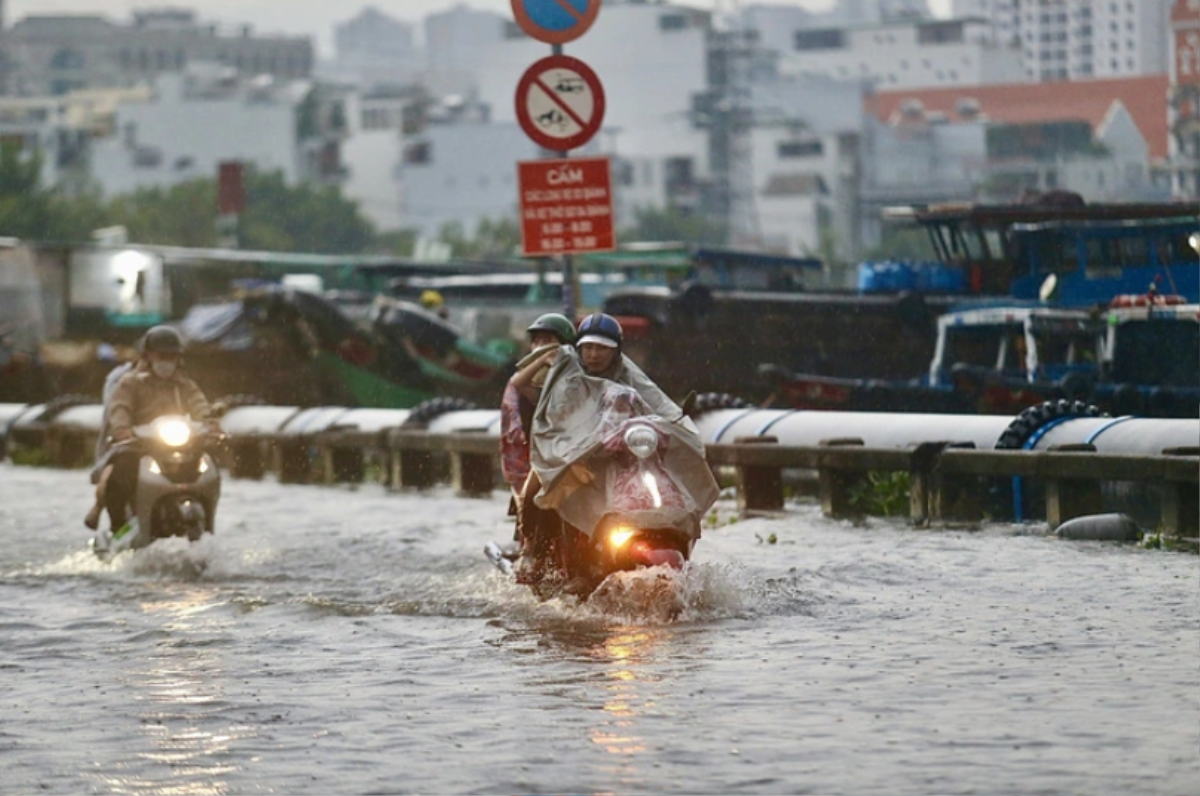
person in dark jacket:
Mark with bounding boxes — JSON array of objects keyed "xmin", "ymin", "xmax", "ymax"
[{"xmin": 97, "ymin": 326, "xmax": 218, "ymax": 531}]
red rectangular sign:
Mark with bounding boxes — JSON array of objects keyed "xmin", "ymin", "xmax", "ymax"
[{"xmin": 517, "ymin": 156, "xmax": 615, "ymax": 257}]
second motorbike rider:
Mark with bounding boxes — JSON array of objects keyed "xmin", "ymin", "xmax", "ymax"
[{"xmin": 98, "ymin": 326, "xmax": 221, "ymax": 533}]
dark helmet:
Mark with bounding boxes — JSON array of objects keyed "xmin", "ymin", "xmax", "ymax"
[
  {"xmin": 575, "ymin": 312, "xmax": 623, "ymax": 348},
  {"xmin": 526, "ymin": 313, "xmax": 576, "ymax": 345},
  {"xmin": 140, "ymin": 325, "xmax": 184, "ymax": 355}
]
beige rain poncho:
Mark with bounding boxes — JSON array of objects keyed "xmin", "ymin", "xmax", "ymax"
[{"xmin": 529, "ymin": 346, "xmax": 719, "ymax": 540}]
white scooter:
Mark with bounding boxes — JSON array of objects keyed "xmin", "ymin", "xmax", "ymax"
[{"xmin": 90, "ymin": 415, "xmax": 223, "ymax": 558}]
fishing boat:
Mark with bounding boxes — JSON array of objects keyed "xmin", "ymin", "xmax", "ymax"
[
  {"xmin": 180, "ymin": 285, "xmax": 512, "ymax": 408},
  {"xmin": 759, "ymin": 292, "xmax": 1198, "ymax": 418}
]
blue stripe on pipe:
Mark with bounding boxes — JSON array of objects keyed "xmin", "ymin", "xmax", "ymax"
[
  {"xmin": 711, "ymin": 409, "xmax": 760, "ymax": 443},
  {"xmin": 1012, "ymin": 415, "xmax": 1084, "ymax": 522},
  {"xmin": 1083, "ymin": 415, "xmax": 1136, "ymax": 446},
  {"xmin": 756, "ymin": 410, "xmax": 798, "ymax": 436}
]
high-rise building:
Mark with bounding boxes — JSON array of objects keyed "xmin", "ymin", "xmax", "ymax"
[{"xmin": 951, "ymin": 0, "xmax": 1170, "ymax": 81}]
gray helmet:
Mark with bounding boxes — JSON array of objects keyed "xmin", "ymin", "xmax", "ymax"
[{"xmin": 141, "ymin": 325, "xmax": 184, "ymax": 355}]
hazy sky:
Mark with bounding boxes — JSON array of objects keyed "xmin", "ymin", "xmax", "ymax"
[{"xmin": 6, "ymin": 0, "xmax": 954, "ymax": 56}]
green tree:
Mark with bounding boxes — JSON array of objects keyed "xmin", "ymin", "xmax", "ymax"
[
  {"xmin": 68, "ymin": 169, "xmax": 377, "ymax": 253},
  {"xmin": 239, "ymin": 170, "xmax": 375, "ymax": 253},
  {"xmin": 620, "ymin": 205, "xmax": 727, "ymax": 246},
  {"xmin": 103, "ymin": 179, "xmax": 220, "ymax": 247},
  {"xmin": 0, "ymin": 140, "xmax": 52, "ymax": 239},
  {"xmin": 373, "ymin": 228, "xmax": 419, "ymax": 256},
  {"xmin": 435, "ymin": 216, "xmax": 521, "ymax": 259}
]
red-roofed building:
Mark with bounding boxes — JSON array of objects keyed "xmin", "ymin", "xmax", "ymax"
[
  {"xmin": 865, "ymin": 75, "xmax": 1173, "ymax": 202},
  {"xmin": 867, "ymin": 74, "xmax": 1170, "ymax": 159}
]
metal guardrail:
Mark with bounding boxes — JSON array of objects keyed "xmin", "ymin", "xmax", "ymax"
[{"xmin": 3, "ymin": 403, "xmax": 1196, "ymax": 537}]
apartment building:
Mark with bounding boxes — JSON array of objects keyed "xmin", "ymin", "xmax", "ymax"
[
  {"xmin": 775, "ymin": 16, "xmax": 1027, "ymax": 89},
  {"xmin": 1, "ymin": 8, "xmax": 312, "ymax": 97},
  {"xmin": 951, "ymin": 0, "xmax": 1171, "ymax": 80}
]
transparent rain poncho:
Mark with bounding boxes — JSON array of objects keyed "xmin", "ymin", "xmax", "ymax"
[{"xmin": 529, "ymin": 347, "xmax": 719, "ymax": 540}]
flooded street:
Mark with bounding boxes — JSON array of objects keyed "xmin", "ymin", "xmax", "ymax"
[{"xmin": 2, "ymin": 460, "xmax": 1197, "ymax": 795}]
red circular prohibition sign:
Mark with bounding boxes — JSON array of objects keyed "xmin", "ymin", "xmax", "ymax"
[{"xmin": 514, "ymin": 54, "xmax": 606, "ymax": 153}]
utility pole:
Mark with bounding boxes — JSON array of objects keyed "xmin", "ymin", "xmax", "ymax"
[{"xmin": 700, "ymin": 0, "xmax": 762, "ymax": 248}]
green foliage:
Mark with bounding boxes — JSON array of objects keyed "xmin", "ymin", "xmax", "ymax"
[
  {"xmin": 1139, "ymin": 532, "xmax": 1199, "ymax": 553},
  {"xmin": 374, "ymin": 228, "xmax": 419, "ymax": 256},
  {"xmin": 0, "ymin": 140, "xmax": 53, "ymax": 239},
  {"xmin": 8, "ymin": 447, "xmax": 55, "ymax": 467},
  {"xmin": 240, "ymin": 170, "xmax": 375, "ymax": 253},
  {"xmin": 848, "ymin": 470, "xmax": 911, "ymax": 517},
  {"xmin": 105, "ymin": 179, "xmax": 220, "ymax": 247},
  {"xmin": 2, "ymin": 158, "xmax": 377, "ymax": 252},
  {"xmin": 435, "ymin": 217, "xmax": 521, "ymax": 259},
  {"xmin": 620, "ymin": 204, "xmax": 727, "ymax": 246}
]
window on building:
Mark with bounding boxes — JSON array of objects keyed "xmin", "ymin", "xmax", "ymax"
[
  {"xmin": 50, "ymin": 49, "xmax": 84, "ymax": 70},
  {"xmin": 794, "ymin": 29, "xmax": 844, "ymax": 51},
  {"xmin": 664, "ymin": 156, "xmax": 694, "ymax": 193},
  {"xmin": 403, "ymin": 141, "xmax": 430, "ymax": 164},
  {"xmin": 659, "ymin": 13, "xmax": 688, "ymax": 31},
  {"xmin": 917, "ymin": 22, "xmax": 965, "ymax": 45},
  {"xmin": 778, "ymin": 139, "xmax": 823, "ymax": 158}
]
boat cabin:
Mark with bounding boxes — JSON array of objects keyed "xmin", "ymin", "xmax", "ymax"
[
  {"xmin": 884, "ymin": 200, "xmax": 1199, "ymax": 304},
  {"xmin": 928, "ymin": 305, "xmax": 1105, "ymax": 388}
]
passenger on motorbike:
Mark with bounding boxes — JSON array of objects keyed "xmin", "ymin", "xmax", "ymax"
[
  {"xmin": 82, "ymin": 358, "xmax": 135, "ymax": 529},
  {"xmin": 500, "ymin": 313, "xmax": 577, "ymax": 493},
  {"xmin": 518, "ymin": 313, "xmax": 706, "ymax": 585},
  {"xmin": 500, "ymin": 314, "xmax": 576, "ymax": 576},
  {"xmin": 96, "ymin": 326, "xmax": 220, "ymax": 533}
]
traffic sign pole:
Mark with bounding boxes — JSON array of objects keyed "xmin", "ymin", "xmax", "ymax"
[{"xmin": 510, "ymin": 0, "xmax": 608, "ymax": 321}]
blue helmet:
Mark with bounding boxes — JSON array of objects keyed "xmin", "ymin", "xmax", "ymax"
[{"xmin": 575, "ymin": 312, "xmax": 622, "ymax": 349}]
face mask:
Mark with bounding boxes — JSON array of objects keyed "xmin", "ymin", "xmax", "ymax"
[{"xmin": 152, "ymin": 361, "xmax": 178, "ymax": 379}]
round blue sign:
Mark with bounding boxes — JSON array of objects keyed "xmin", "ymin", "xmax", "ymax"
[{"xmin": 511, "ymin": 0, "xmax": 601, "ymax": 45}]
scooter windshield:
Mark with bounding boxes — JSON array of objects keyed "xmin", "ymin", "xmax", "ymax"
[{"xmin": 529, "ymin": 350, "xmax": 719, "ymax": 540}]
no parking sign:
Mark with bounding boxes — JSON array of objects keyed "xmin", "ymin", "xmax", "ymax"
[{"xmin": 511, "ymin": 0, "xmax": 601, "ymax": 45}]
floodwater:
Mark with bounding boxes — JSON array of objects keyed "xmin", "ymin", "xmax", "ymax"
[{"xmin": 2, "ymin": 461, "xmax": 1197, "ymax": 795}]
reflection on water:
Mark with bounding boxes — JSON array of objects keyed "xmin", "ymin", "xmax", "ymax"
[
  {"xmin": 110, "ymin": 586, "xmax": 248, "ymax": 796},
  {"xmin": 592, "ymin": 629, "xmax": 656, "ymax": 757}
]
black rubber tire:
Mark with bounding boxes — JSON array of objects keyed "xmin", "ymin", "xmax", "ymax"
[
  {"xmin": 1057, "ymin": 371, "xmax": 1093, "ymax": 402},
  {"xmin": 403, "ymin": 397, "xmax": 478, "ymax": 427},
  {"xmin": 1110, "ymin": 383, "xmax": 1143, "ymax": 416},
  {"xmin": 676, "ymin": 281, "xmax": 714, "ymax": 318},
  {"xmin": 995, "ymin": 399, "xmax": 1102, "ymax": 450},
  {"xmin": 34, "ymin": 393, "xmax": 98, "ymax": 423},
  {"xmin": 685, "ymin": 391, "xmax": 749, "ymax": 419}
]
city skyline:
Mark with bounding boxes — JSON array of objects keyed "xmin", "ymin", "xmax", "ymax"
[{"xmin": 6, "ymin": 0, "xmax": 954, "ymax": 56}]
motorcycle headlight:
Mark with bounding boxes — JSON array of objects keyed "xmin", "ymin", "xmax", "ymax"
[
  {"xmin": 608, "ymin": 525, "xmax": 636, "ymax": 551},
  {"xmin": 156, "ymin": 418, "xmax": 191, "ymax": 447},
  {"xmin": 623, "ymin": 424, "xmax": 657, "ymax": 459}
]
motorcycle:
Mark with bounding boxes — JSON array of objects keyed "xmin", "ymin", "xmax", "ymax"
[
  {"xmin": 487, "ymin": 357, "xmax": 719, "ymax": 602},
  {"xmin": 89, "ymin": 415, "xmax": 223, "ymax": 557}
]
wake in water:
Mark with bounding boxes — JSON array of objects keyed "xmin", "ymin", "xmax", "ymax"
[
  {"xmin": 28, "ymin": 535, "xmax": 251, "ymax": 583},
  {"xmin": 448, "ymin": 559, "xmax": 821, "ymax": 627}
]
